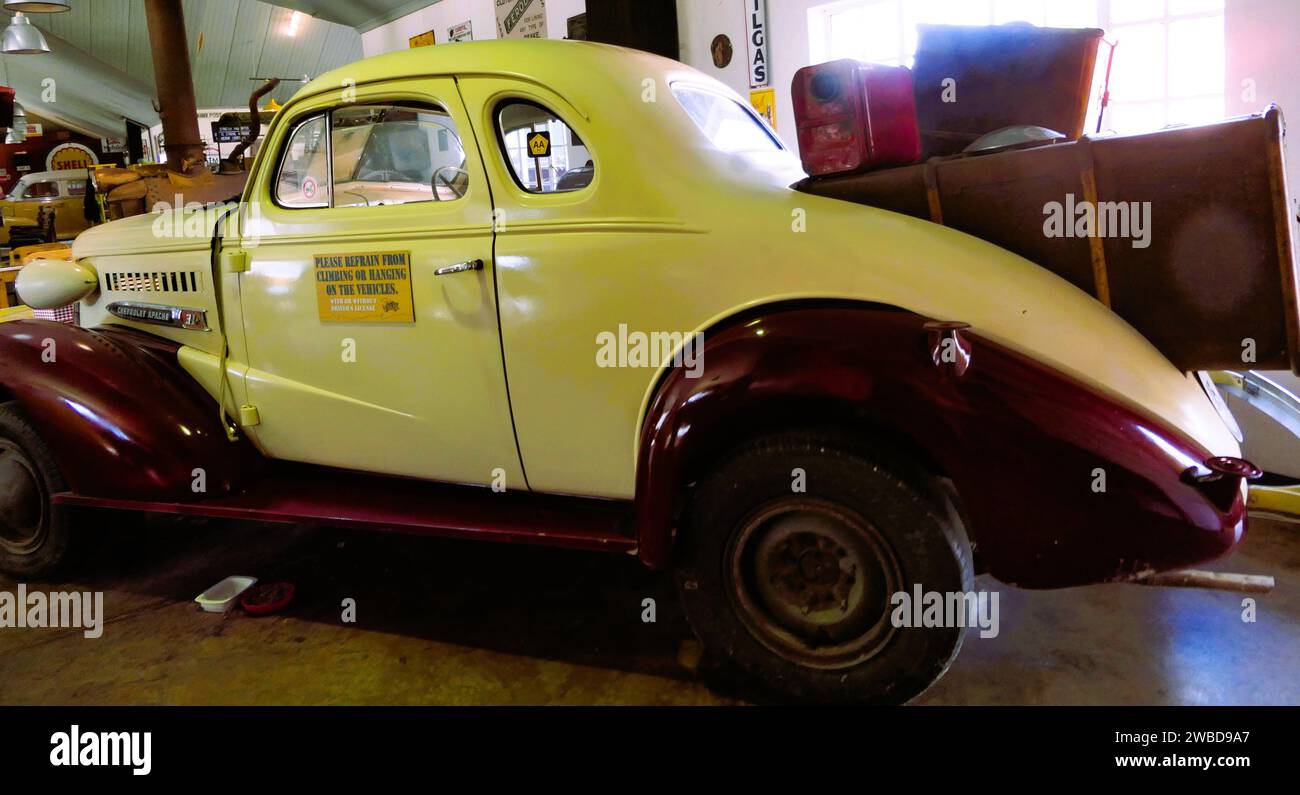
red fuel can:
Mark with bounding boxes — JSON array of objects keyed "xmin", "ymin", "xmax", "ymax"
[{"xmin": 793, "ymin": 59, "xmax": 921, "ymax": 176}]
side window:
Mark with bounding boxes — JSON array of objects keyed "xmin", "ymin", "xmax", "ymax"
[
  {"xmin": 330, "ymin": 104, "xmax": 468, "ymax": 208},
  {"xmin": 672, "ymin": 85, "xmax": 783, "ymax": 154},
  {"xmin": 20, "ymin": 181, "xmax": 59, "ymax": 200},
  {"xmin": 276, "ymin": 114, "xmax": 330, "ymax": 208},
  {"xmin": 497, "ymin": 101, "xmax": 593, "ymax": 193},
  {"xmin": 66, "ymin": 180, "xmax": 87, "ymax": 196}
]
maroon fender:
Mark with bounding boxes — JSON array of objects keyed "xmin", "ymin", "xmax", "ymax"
[
  {"xmin": 0, "ymin": 320, "xmax": 250, "ymax": 500},
  {"xmin": 634, "ymin": 304, "xmax": 1248, "ymax": 588}
]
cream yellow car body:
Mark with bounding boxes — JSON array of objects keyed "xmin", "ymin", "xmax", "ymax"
[{"xmin": 69, "ymin": 39, "xmax": 1238, "ymax": 500}]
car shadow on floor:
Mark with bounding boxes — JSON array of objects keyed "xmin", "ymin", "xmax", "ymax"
[{"xmin": 53, "ymin": 510, "xmax": 747, "ymax": 693}]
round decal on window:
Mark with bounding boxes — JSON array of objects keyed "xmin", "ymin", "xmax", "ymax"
[{"xmin": 302, "ymin": 177, "xmax": 317, "ymax": 200}]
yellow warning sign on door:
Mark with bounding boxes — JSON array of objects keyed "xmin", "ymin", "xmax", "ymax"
[{"xmin": 314, "ymin": 251, "xmax": 415, "ymax": 323}]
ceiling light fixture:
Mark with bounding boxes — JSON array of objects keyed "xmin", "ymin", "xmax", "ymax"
[
  {"xmin": 4, "ymin": 1, "xmax": 71, "ymax": 12},
  {"xmin": 2, "ymin": 12, "xmax": 50, "ymax": 54},
  {"xmin": 285, "ymin": 10, "xmax": 302, "ymax": 37},
  {"xmin": 5, "ymin": 102, "xmax": 28, "ymax": 144}
]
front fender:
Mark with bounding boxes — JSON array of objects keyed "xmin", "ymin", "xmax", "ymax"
[
  {"xmin": 0, "ymin": 320, "xmax": 249, "ymax": 500},
  {"xmin": 634, "ymin": 305, "xmax": 1248, "ymax": 588}
]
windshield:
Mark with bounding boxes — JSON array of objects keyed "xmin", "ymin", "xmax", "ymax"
[{"xmin": 672, "ymin": 85, "xmax": 783, "ymax": 154}]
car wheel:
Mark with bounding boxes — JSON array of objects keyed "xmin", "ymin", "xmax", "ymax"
[
  {"xmin": 674, "ymin": 430, "xmax": 973, "ymax": 704},
  {"xmin": 0, "ymin": 401, "xmax": 71, "ymax": 578}
]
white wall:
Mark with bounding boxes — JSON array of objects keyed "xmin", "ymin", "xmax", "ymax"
[
  {"xmin": 676, "ymin": 0, "xmax": 820, "ymax": 149},
  {"xmin": 1224, "ymin": 0, "xmax": 1300, "ymax": 209},
  {"xmin": 364, "ymin": 0, "xmax": 588, "ymax": 56}
]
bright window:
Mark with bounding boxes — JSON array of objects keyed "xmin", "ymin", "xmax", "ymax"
[
  {"xmin": 673, "ymin": 85, "xmax": 784, "ymax": 154},
  {"xmin": 807, "ymin": 0, "xmax": 1224, "ymax": 133},
  {"xmin": 497, "ymin": 101, "xmax": 592, "ymax": 193}
]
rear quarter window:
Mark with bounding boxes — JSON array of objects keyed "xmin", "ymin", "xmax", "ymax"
[{"xmin": 672, "ymin": 85, "xmax": 783, "ymax": 154}]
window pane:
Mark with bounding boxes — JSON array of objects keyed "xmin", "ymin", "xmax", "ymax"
[
  {"xmin": 1109, "ymin": 23, "xmax": 1166, "ymax": 102},
  {"xmin": 1043, "ymin": 0, "xmax": 1098, "ymax": 28},
  {"xmin": 24, "ymin": 182, "xmax": 59, "ymax": 199},
  {"xmin": 1167, "ymin": 96, "xmax": 1225, "ymax": 126},
  {"xmin": 1169, "ymin": 0, "xmax": 1224, "ymax": 14},
  {"xmin": 829, "ymin": 3, "xmax": 899, "ymax": 62},
  {"xmin": 672, "ymin": 86, "xmax": 783, "ymax": 154},
  {"xmin": 1106, "ymin": 101, "xmax": 1166, "ymax": 133},
  {"xmin": 331, "ymin": 105, "xmax": 467, "ymax": 208},
  {"xmin": 276, "ymin": 115, "xmax": 330, "ymax": 208},
  {"xmin": 1167, "ymin": 16, "xmax": 1223, "ymax": 98},
  {"xmin": 994, "ymin": 0, "xmax": 1045, "ymax": 26},
  {"xmin": 497, "ymin": 102, "xmax": 594, "ymax": 193},
  {"xmin": 1110, "ymin": 0, "xmax": 1165, "ymax": 23}
]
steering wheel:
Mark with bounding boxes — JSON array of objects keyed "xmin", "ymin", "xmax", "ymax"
[{"xmin": 433, "ymin": 166, "xmax": 469, "ymax": 200}]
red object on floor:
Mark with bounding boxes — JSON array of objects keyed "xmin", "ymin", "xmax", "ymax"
[{"xmin": 240, "ymin": 582, "xmax": 296, "ymax": 615}]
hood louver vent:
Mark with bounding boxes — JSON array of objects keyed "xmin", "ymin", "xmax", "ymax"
[{"xmin": 105, "ymin": 271, "xmax": 201, "ymax": 293}]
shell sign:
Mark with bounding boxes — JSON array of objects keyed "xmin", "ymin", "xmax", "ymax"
[{"xmin": 46, "ymin": 142, "xmax": 98, "ymax": 171}]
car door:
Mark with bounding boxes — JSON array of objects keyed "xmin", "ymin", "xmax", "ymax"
[
  {"xmin": 230, "ymin": 78, "xmax": 525, "ymax": 489},
  {"xmin": 55, "ymin": 177, "xmax": 88, "ymax": 239}
]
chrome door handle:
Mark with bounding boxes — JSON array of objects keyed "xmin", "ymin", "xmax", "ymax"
[{"xmin": 435, "ymin": 259, "xmax": 484, "ymax": 276}]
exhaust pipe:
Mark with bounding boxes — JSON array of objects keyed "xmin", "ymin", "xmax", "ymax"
[{"xmin": 219, "ymin": 77, "xmax": 281, "ymax": 174}]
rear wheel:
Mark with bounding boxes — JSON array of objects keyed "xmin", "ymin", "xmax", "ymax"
[
  {"xmin": 0, "ymin": 402, "xmax": 70, "ymax": 578},
  {"xmin": 674, "ymin": 431, "xmax": 973, "ymax": 704}
]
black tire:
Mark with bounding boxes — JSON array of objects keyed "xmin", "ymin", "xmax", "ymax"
[
  {"xmin": 0, "ymin": 401, "xmax": 71, "ymax": 578},
  {"xmin": 674, "ymin": 431, "xmax": 974, "ymax": 704}
]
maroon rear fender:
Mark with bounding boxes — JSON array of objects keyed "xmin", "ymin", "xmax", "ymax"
[
  {"xmin": 634, "ymin": 304, "xmax": 1248, "ymax": 588},
  {"xmin": 0, "ymin": 320, "xmax": 250, "ymax": 500}
]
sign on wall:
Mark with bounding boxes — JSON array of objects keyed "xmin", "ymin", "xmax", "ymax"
[
  {"xmin": 744, "ymin": 0, "xmax": 770, "ymax": 88},
  {"xmin": 101, "ymin": 136, "xmax": 128, "ymax": 153},
  {"xmin": 448, "ymin": 21, "xmax": 473, "ymax": 42},
  {"xmin": 750, "ymin": 88, "xmax": 776, "ymax": 130},
  {"xmin": 314, "ymin": 251, "xmax": 415, "ymax": 323},
  {"xmin": 409, "ymin": 29, "xmax": 436, "ymax": 48},
  {"xmin": 495, "ymin": 0, "xmax": 547, "ymax": 40},
  {"xmin": 46, "ymin": 142, "xmax": 98, "ymax": 171},
  {"xmin": 210, "ymin": 123, "xmax": 250, "ymax": 144}
]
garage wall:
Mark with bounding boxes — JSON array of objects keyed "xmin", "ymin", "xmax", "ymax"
[
  {"xmin": 1224, "ymin": 0, "xmax": 1300, "ymax": 212},
  {"xmin": 363, "ymin": 0, "xmax": 588, "ymax": 55}
]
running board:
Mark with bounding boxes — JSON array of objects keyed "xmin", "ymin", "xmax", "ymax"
[{"xmin": 53, "ymin": 463, "xmax": 636, "ymax": 555}]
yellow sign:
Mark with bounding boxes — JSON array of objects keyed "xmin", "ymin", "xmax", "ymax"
[
  {"xmin": 750, "ymin": 88, "xmax": 777, "ymax": 131},
  {"xmin": 314, "ymin": 251, "xmax": 415, "ymax": 323},
  {"xmin": 409, "ymin": 30, "xmax": 435, "ymax": 48},
  {"xmin": 528, "ymin": 131, "xmax": 551, "ymax": 158},
  {"xmin": 46, "ymin": 143, "xmax": 99, "ymax": 171}
]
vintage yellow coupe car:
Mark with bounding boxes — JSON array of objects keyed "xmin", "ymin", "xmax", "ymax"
[{"xmin": 0, "ymin": 40, "xmax": 1269, "ymax": 703}]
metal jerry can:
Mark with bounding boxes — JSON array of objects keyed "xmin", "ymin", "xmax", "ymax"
[{"xmin": 792, "ymin": 59, "xmax": 922, "ymax": 176}]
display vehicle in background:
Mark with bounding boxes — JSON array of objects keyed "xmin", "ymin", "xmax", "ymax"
[
  {"xmin": 0, "ymin": 170, "xmax": 92, "ymax": 246},
  {"xmin": 0, "ymin": 34, "xmax": 1291, "ymax": 703}
]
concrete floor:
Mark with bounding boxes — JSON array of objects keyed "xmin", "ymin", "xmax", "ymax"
[{"xmin": 0, "ymin": 513, "xmax": 1296, "ymax": 705}]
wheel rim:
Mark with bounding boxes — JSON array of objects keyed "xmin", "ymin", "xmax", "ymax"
[
  {"xmin": 725, "ymin": 497, "xmax": 902, "ymax": 669},
  {"xmin": 0, "ymin": 439, "xmax": 47, "ymax": 555}
]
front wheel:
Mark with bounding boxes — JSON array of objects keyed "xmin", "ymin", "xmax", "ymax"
[
  {"xmin": 0, "ymin": 402, "xmax": 71, "ymax": 578},
  {"xmin": 674, "ymin": 431, "xmax": 973, "ymax": 704}
]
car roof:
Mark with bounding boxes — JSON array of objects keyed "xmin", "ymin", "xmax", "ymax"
[
  {"xmin": 296, "ymin": 38, "xmax": 710, "ymax": 109},
  {"xmin": 18, "ymin": 170, "xmax": 86, "ymax": 182}
]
